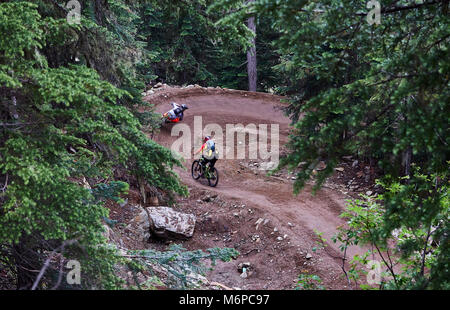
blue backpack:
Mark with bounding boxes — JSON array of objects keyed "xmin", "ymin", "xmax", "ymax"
[{"xmin": 206, "ymin": 140, "xmax": 215, "ymax": 152}]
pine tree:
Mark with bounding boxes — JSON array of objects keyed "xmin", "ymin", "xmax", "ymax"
[
  {"xmin": 213, "ymin": 0, "xmax": 449, "ymax": 289},
  {"xmin": 0, "ymin": 0, "xmax": 186, "ymax": 289}
]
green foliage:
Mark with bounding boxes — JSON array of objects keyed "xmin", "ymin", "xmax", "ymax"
[
  {"xmin": 0, "ymin": 0, "xmax": 186, "ymax": 289},
  {"xmin": 252, "ymin": 0, "xmax": 448, "ymax": 189},
  {"xmin": 312, "ymin": 229, "xmax": 327, "ymax": 253},
  {"xmin": 135, "ymin": 0, "xmax": 282, "ymax": 90},
  {"xmin": 333, "ymin": 172, "xmax": 449, "ymax": 289},
  {"xmin": 208, "ymin": 0, "xmax": 283, "ymax": 91},
  {"xmin": 138, "ymin": 0, "xmax": 221, "ymax": 86},
  {"xmin": 215, "ymin": 0, "xmax": 449, "ymax": 289},
  {"xmin": 92, "ymin": 181, "xmax": 129, "ymax": 204},
  {"xmin": 295, "ymin": 273, "xmax": 325, "ymax": 290},
  {"xmin": 214, "ymin": 0, "xmax": 449, "ymax": 185},
  {"xmin": 127, "ymin": 244, "xmax": 239, "ymax": 289}
]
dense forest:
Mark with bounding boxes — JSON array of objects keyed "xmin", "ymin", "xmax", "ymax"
[{"xmin": 0, "ymin": 0, "xmax": 448, "ymax": 290}]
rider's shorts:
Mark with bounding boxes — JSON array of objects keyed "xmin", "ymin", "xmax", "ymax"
[{"xmin": 205, "ymin": 149, "xmax": 219, "ymax": 159}]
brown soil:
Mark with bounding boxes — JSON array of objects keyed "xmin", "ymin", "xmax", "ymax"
[{"xmin": 110, "ymin": 86, "xmax": 380, "ymax": 290}]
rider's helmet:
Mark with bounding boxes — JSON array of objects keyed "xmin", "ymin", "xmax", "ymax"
[
  {"xmin": 204, "ymin": 136, "xmax": 211, "ymax": 143},
  {"xmin": 181, "ymin": 104, "xmax": 188, "ymax": 110}
]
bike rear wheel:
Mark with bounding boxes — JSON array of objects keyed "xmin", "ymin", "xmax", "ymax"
[
  {"xmin": 207, "ymin": 167, "xmax": 219, "ymax": 187},
  {"xmin": 191, "ymin": 160, "xmax": 201, "ymax": 180}
]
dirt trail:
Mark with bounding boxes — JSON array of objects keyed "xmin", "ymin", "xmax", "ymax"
[{"xmin": 145, "ymin": 86, "xmax": 366, "ymax": 289}]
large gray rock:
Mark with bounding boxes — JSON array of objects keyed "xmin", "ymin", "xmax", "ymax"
[
  {"xmin": 130, "ymin": 208, "xmax": 152, "ymax": 242},
  {"xmin": 147, "ymin": 207, "xmax": 196, "ymax": 239}
]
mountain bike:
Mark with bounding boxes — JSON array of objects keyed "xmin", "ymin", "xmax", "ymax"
[
  {"xmin": 160, "ymin": 112, "xmax": 180, "ymax": 126},
  {"xmin": 191, "ymin": 158, "xmax": 219, "ymax": 187}
]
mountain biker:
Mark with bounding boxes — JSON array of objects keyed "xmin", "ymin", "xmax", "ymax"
[
  {"xmin": 166, "ymin": 102, "xmax": 188, "ymax": 122},
  {"xmin": 193, "ymin": 136, "xmax": 219, "ymax": 170}
]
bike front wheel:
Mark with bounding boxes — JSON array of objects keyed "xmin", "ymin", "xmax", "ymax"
[{"xmin": 191, "ymin": 160, "xmax": 202, "ymax": 180}]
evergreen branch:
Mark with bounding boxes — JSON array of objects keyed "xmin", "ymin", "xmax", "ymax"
[{"xmin": 31, "ymin": 239, "xmax": 78, "ymax": 290}]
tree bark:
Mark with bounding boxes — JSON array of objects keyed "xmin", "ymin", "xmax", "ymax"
[
  {"xmin": 94, "ymin": 0, "xmax": 109, "ymax": 26},
  {"xmin": 9, "ymin": 96, "xmax": 18, "ymax": 120},
  {"xmin": 246, "ymin": 2, "xmax": 257, "ymax": 92}
]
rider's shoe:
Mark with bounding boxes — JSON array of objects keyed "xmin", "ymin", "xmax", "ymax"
[
  {"xmin": 202, "ymin": 166, "xmax": 209, "ymax": 179},
  {"xmin": 198, "ymin": 163, "xmax": 205, "ymax": 178}
]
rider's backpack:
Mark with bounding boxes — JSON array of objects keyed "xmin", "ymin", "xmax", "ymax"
[
  {"xmin": 174, "ymin": 107, "xmax": 183, "ymax": 116},
  {"xmin": 206, "ymin": 140, "xmax": 215, "ymax": 152}
]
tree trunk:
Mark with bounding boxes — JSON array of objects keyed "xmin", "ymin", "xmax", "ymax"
[
  {"xmin": 404, "ymin": 146, "xmax": 412, "ymax": 178},
  {"xmin": 246, "ymin": 3, "xmax": 257, "ymax": 92},
  {"xmin": 9, "ymin": 96, "xmax": 18, "ymax": 120},
  {"xmin": 94, "ymin": 0, "xmax": 109, "ymax": 26}
]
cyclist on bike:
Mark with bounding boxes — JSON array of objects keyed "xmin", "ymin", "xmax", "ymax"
[
  {"xmin": 166, "ymin": 102, "xmax": 188, "ymax": 123},
  {"xmin": 193, "ymin": 136, "xmax": 218, "ymax": 170}
]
